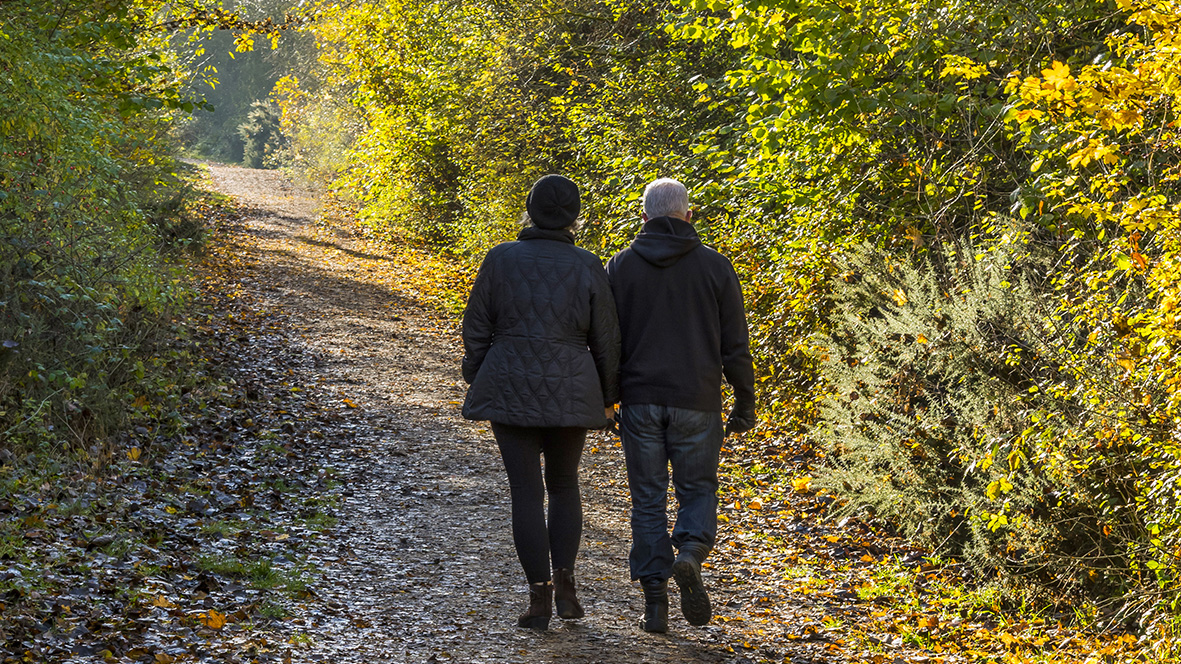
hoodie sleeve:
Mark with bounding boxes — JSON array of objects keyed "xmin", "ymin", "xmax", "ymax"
[
  {"xmin": 718, "ymin": 258, "xmax": 756, "ymax": 417},
  {"xmin": 461, "ymin": 252, "xmax": 497, "ymax": 384},
  {"xmin": 588, "ymin": 262, "xmax": 621, "ymax": 405}
]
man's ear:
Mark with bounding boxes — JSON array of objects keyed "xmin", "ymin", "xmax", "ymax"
[
  {"xmin": 641, "ymin": 213, "xmax": 649, "ymax": 222},
  {"xmin": 685, "ymin": 210, "xmax": 693, "ymax": 222}
]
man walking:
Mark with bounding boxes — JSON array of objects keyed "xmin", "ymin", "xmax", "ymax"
[{"xmin": 606, "ymin": 178, "xmax": 756, "ymax": 632}]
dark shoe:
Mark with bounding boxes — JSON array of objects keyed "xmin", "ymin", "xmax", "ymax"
[
  {"xmin": 553, "ymin": 568, "xmax": 584, "ymax": 619},
  {"xmin": 517, "ymin": 581, "xmax": 552, "ymax": 629},
  {"xmin": 672, "ymin": 553, "xmax": 711, "ymax": 626},
  {"xmin": 639, "ymin": 580, "xmax": 668, "ymax": 633}
]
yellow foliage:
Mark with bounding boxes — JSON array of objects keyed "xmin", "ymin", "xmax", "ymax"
[
  {"xmin": 1041, "ymin": 61, "xmax": 1076, "ymax": 92},
  {"xmin": 940, "ymin": 55, "xmax": 989, "ymax": 81},
  {"xmin": 1065, "ymin": 138, "xmax": 1120, "ymax": 169},
  {"xmin": 1004, "ymin": 1, "xmax": 1181, "ymax": 436}
]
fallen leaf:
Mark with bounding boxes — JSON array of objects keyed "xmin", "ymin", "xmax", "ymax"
[{"xmin": 200, "ymin": 609, "xmax": 228, "ymax": 630}]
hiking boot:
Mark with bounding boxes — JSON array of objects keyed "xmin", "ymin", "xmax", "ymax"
[
  {"xmin": 553, "ymin": 568, "xmax": 584, "ymax": 619},
  {"xmin": 517, "ymin": 581, "xmax": 552, "ymax": 630},
  {"xmin": 639, "ymin": 579, "xmax": 668, "ymax": 633},
  {"xmin": 672, "ymin": 552, "xmax": 711, "ymax": 626}
]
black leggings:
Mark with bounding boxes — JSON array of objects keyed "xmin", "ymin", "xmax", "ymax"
[{"xmin": 491, "ymin": 423, "xmax": 586, "ymax": 584}]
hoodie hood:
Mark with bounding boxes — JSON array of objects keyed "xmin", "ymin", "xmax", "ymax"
[{"xmin": 630, "ymin": 216, "xmax": 702, "ymax": 267}]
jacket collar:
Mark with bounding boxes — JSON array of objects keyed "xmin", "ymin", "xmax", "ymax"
[{"xmin": 518, "ymin": 226, "xmax": 576, "ymax": 244}]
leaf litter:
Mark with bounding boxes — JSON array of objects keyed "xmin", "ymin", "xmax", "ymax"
[{"xmin": 0, "ymin": 184, "xmax": 345, "ymax": 662}]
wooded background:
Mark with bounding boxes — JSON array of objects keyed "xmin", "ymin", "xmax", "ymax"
[{"xmin": 5, "ymin": 0, "xmax": 1181, "ymax": 639}]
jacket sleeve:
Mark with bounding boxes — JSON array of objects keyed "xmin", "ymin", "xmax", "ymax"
[
  {"xmin": 588, "ymin": 263, "xmax": 621, "ymax": 405},
  {"xmin": 719, "ymin": 259, "xmax": 756, "ymax": 418},
  {"xmin": 461, "ymin": 254, "xmax": 497, "ymax": 384}
]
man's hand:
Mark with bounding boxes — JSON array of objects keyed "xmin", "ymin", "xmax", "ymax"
[
  {"xmin": 602, "ymin": 405, "xmax": 619, "ymax": 434},
  {"xmin": 725, "ymin": 402, "xmax": 756, "ymax": 436}
]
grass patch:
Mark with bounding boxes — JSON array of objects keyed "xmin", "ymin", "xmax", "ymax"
[
  {"xmin": 0, "ymin": 533, "xmax": 28, "ymax": 562},
  {"xmin": 197, "ymin": 553, "xmax": 250, "ymax": 578},
  {"xmin": 269, "ymin": 478, "xmax": 296, "ymax": 494},
  {"xmin": 200, "ymin": 519, "xmax": 248, "ymax": 538},
  {"xmin": 303, "ymin": 512, "xmax": 337, "ymax": 531},
  {"xmin": 248, "ymin": 559, "xmax": 284, "ymax": 589},
  {"xmin": 259, "ymin": 601, "xmax": 287, "ymax": 619},
  {"xmin": 196, "ymin": 554, "xmax": 310, "ymax": 593}
]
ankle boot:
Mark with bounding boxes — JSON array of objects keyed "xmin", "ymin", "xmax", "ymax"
[
  {"xmin": 673, "ymin": 549, "xmax": 712, "ymax": 626},
  {"xmin": 553, "ymin": 568, "xmax": 584, "ymax": 619},
  {"xmin": 639, "ymin": 580, "xmax": 668, "ymax": 633},
  {"xmin": 517, "ymin": 581, "xmax": 552, "ymax": 629}
]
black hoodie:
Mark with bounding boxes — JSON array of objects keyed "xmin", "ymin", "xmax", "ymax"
[{"xmin": 605, "ymin": 217, "xmax": 755, "ymax": 415}]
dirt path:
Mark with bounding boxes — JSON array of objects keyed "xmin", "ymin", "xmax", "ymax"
[{"xmin": 201, "ymin": 164, "xmax": 752, "ymax": 664}]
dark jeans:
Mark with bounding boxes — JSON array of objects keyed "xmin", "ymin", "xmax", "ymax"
[
  {"xmin": 619, "ymin": 404, "xmax": 723, "ymax": 583},
  {"xmin": 491, "ymin": 423, "xmax": 586, "ymax": 584}
]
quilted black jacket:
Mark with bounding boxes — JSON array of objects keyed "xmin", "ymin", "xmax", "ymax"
[{"xmin": 461, "ymin": 227, "xmax": 620, "ymax": 428}]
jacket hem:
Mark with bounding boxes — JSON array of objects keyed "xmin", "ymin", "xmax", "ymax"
[{"xmin": 618, "ymin": 388, "xmax": 720, "ymax": 413}]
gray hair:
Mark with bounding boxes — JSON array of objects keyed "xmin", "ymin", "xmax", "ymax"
[{"xmin": 643, "ymin": 178, "xmax": 690, "ymax": 219}]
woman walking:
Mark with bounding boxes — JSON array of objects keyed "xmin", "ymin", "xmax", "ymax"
[{"xmin": 461, "ymin": 174, "xmax": 620, "ymax": 630}]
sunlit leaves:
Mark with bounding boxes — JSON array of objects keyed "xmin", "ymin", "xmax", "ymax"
[
  {"xmin": 672, "ymin": 0, "xmax": 1110, "ymax": 241},
  {"xmin": 939, "ymin": 55, "xmax": 988, "ymax": 82},
  {"xmin": 199, "ymin": 609, "xmax": 229, "ymax": 629}
]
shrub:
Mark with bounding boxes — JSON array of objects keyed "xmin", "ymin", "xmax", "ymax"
[
  {"xmin": 817, "ymin": 230, "xmax": 1181, "ymax": 619},
  {"xmin": 0, "ymin": 0, "xmax": 202, "ymax": 463},
  {"xmin": 819, "ymin": 237, "xmax": 1042, "ymax": 567}
]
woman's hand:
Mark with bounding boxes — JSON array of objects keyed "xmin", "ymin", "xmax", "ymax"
[{"xmin": 605, "ymin": 405, "xmax": 616, "ymax": 421}]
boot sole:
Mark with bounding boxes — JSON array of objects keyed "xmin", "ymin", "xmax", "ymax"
[
  {"xmin": 517, "ymin": 615, "xmax": 550, "ymax": 630},
  {"xmin": 555, "ymin": 600, "xmax": 584, "ymax": 620},
  {"xmin": 672, "ymin": 559, "xmax": 712, "ymax": 626},
  {"xmin": 640, "ymin": 617, "xmax": 667, "ymax": 633}
]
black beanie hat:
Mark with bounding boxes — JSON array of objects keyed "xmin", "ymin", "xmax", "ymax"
[{"xmin": 525, "ymin": 174, "xmax": 581, "ymax": 229}]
